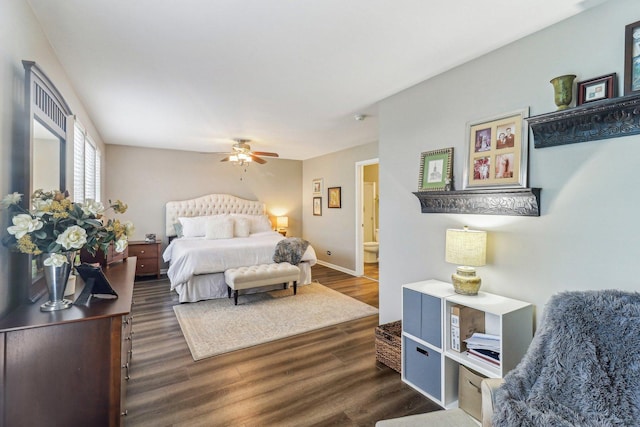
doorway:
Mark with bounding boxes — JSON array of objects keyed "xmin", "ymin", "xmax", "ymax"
[{"xmin": 355, "ymin": 158, "xmax": 379, "ymax": 280}]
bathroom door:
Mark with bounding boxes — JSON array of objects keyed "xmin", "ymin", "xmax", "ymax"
[{"xmin": 363, "ymin": 182, "xmax": 376, "ymax": 242}]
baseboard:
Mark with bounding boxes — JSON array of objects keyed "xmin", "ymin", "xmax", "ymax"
[{"xmin": 315, "ymin": 260, "xmax": 357, "ymax": 277}]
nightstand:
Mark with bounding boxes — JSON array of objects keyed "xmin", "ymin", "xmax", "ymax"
[{"xmin": 127, "ymin": 240, "xmax": 161, "ymax": 278}]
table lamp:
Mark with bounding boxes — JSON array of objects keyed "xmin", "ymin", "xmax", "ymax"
[
  {"xmin": 276, "ymin": 216, "xmax": 289, "ymax": 235},
  {"xmin": 445, "ymin": 226, "xmax": 487, "ymax": 295}
]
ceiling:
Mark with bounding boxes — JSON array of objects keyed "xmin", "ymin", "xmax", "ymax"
[{"xmin": 27, "ymin": 0, "xmax": 607, "ymax": 160}]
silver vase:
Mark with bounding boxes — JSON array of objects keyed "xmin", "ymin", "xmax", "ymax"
[{"xmin": 40, "ymin": 251, "xmax": 74, "ymax": 312}]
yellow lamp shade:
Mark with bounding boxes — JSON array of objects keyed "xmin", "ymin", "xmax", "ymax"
[{"xmin": 276, "ymin": 216, "xmax": 289, "ymax": 229}]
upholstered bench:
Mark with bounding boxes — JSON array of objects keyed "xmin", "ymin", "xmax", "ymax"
[{"xmin": 224, "ymin": 262, "xmax": 300, "ymax": 305}]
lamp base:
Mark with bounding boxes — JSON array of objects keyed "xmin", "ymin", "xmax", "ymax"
[{"xmin": 451, "ymin": 267, "xmax": 481, "ymax": 296}]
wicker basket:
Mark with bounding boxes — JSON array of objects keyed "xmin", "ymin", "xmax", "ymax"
[{"xmin": 375, "ymin": 320, "xmax": 402, "ymax": 373}]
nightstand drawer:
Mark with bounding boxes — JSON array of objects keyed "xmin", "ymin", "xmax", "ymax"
[
  {"xmin": 136, "ymin": 259, "xmax": 158, "ymax": 275},
  {"xmin": 127, "ymin": 240, "xmax": 161, "ymax": 278},
  {"xmin": 128, "ymin": 245, "xmax": 158, "ymax": 260}
]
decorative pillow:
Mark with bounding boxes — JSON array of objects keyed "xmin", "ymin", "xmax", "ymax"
[
  {"xmin": 205, "ymin": 216, "xmax": 234, "ymax": 240},
  {"xmin": 234, "ymin": 217, "xmax": 251, "ymax": 237},
  {"xmin": 173, "ymin": 222, "xmax": 184, "ymax": 238}
]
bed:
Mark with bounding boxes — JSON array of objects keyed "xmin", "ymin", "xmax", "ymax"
[{"xmin": 162, "ymin": 194, "xmax": 317, "ymax": 303}]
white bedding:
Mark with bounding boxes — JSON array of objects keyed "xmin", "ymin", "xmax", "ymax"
[{"xmin": 163, "ymin": 230, "xmax": 317, "ymax": 291}]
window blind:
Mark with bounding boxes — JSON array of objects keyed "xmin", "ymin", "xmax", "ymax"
[{"xmin": 73, "ymin": 121, "xmax": 101, "ymax": 203}]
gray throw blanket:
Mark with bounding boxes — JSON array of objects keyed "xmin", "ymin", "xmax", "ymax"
[
  {"xmin": 273, "ymin": 237, "xmax": 309, "ymax": 265},
  {"xmin": 493, "ymin": 290, "xmax": 640, "ymax": 427}
]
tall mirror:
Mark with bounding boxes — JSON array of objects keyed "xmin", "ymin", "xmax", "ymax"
[{"xmin": 21, "ymin": 60, "xmax": 72, "ymax": 302}]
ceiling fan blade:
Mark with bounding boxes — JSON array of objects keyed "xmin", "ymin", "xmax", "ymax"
[
  {"xmin": 252, "ymin": 151, "xmax": 279, "ymax": 157},
  {"xmin": 220, "ymin": 156, "xmax": 231, "ymax": 162},
  {"xmin": 250, "ymin": 154, "xmax": 267, "ymax": 164}
]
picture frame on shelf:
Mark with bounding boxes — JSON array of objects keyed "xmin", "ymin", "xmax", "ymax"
[
  {"xmin": 417, "ymin": 147, "xmax": 454, "ymax": 191},
  {"xmin": 577, "ymin": 73, "xmax": 617, "ymax": 105},
  {"xmin": 312, "ymin": 178, "xmax": 323, "ymax": 195},
  {"xmin": 624, "ymin": 20, "xmax": 640, "ymax": 95},
  {"xmin": 463, "ymin": 108, "xmax": 529, "ymax": 190},
  {"xmin": 328, "ymin": 187, "xmax": 341, "ymax": 208},
  {"xmin": 313, "ymin": 197, "xmax": 322, "ymax": 216}
]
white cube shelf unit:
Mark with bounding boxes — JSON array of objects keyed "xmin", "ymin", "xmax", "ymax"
[{"xmin": 401, "ymin": 279, "xmax": 533, "ymax": 408}]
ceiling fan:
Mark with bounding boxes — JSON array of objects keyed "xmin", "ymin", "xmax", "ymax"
[{"xmin": 220, "ymin": 139, "xmax": 279, "ymax": 165}]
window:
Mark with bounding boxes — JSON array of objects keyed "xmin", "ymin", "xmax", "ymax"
[{"xmin": 73, "ymin": 122, "xmax": 101, "ymax": 203}]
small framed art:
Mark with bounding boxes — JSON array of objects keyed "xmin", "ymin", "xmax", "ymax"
[
  {"xmin": 624, "ymin": 20, "xmax": 640, "ymax": 95},
  {"xmin": 417, "ymin": 147, "xmax": 453, "ymax": 191},
  {"xmin": 328, "ymin": 187, "xmax": 341, "ymax": 208},
  {"xmin": 313, "ymin": 197, "xmax": 322, "ymax": 216},
  {"xmin": 577, "ymin": 73, "xmax": 617, "ymax": 105},
  {"xmin": 463, "ymin": 108, "xmax": 529, "ymax": 189},
  {"xmin": 312, "ymin": 178, "xmax": 323, "ymax": 195}
]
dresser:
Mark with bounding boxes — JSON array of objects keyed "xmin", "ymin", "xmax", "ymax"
[
  {"xmin": 0, "ymin": 258, "xmax": 136, "ymax": 427},
  {"xmin": 127, "ymin": 240, "xmax": 161, "ymax": 278}
]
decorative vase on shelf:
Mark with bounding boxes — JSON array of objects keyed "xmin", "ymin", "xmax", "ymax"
[
  {"xmin": 550, "ymin": 74, "xmax": 576, "ymax": 110},
  {"xmin": 41, "ymin": 251, "xmax": 75, "ymax": 312}
]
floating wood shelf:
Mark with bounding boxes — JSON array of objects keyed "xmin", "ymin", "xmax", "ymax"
[
  {"xmin": 413, "ymin": 188, "xmax": 541, "ymax": 216},
  {"xmin": 528, "ymin": 93, "xmax": 640, "ymax": 148}
]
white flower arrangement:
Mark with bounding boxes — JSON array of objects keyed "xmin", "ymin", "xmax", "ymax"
[{"xmin": 2, "ymin": 190, "xmax": 134, "ymax": 264}]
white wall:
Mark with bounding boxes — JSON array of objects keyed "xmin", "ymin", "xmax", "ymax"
[
  {"xmin": 0, "ymin": 0, "xmax": 104, "ymax": 315},
  {"xmin": 105, "ymin": 145, "xmax": 302, "ymax": 265},
  {"xmin": 378, "ymin": 0, "xmax": 640, "ymax": 325},
  {"xmin": 302, "ymin": 142, "xmax": 377, "ymax": 272}
]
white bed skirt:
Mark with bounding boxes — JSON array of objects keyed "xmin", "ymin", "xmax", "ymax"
[{"xmin": 173, "ymin": 261, "xmax": 313, "ymax": 303}]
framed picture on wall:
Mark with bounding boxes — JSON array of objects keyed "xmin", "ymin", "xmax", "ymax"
[
  {"xmin": 624, "ymin": 19, "xmax": 640, "ymax": 95},
  {"xmin": 417, "ymin": 147, "xmax": 453, "ymax": 191},
  {"xmin": 328, "ymin": 187, "xmax": 341, "ymax": 208},
  {"xmin": 463, "ymin": 108, "xmax": 529, "ymax": 189},
  {"xmin": 313, "ymin": 197, "xmax": 322, "ymax": 216},
  {"xmin": 312, "ymin": 178, "xmax": 323, "ymax": 195},
  {"xmin": 577, "ymin": 73, "xmax": 617, "ymax": 105}
]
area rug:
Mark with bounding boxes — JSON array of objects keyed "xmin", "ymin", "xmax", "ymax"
[{"xmin": 173, "ymin": 282, "xmax": 379, "ymax": 360}]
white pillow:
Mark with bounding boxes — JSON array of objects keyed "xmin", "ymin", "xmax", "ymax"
[
  {"xmin": 230, "ymin": 214, "xmax": 273, "ymax": 234},
  {"xmin": 205, "ymin": 216, "xmax": 234, "ymax": 240},
  {"xmin": 234, "ymin": 217, "xmax": 251, "ymax": 237},
  {"xmin": 178, "ymin": 216, "xmax": 209, "ymax": 237},
  {"xmin": 250, "ymin": 215, "xmax": 273, "ymax": 233}
]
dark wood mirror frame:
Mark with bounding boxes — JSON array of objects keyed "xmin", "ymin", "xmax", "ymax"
[{"xmin": 21, "ymin": 60, "xmax": 73, "ymax": 302}]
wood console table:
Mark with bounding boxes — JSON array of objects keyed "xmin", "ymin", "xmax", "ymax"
[{"xmin": 0, "ymin": 258, "xmax": 136, "ymax": 427}]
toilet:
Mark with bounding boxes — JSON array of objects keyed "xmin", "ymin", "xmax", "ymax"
[{"xmin": 363, "ymin": 229, "xmax": 379, "ymax": 263}]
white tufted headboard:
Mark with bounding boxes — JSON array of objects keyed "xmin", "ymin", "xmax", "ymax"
[{"xmin": 165, "ymin": 194, "xmax": 266, "ymax": 236}]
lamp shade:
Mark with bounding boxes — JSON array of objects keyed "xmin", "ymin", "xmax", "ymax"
[
  {"xmin": 276, "ymin": 216, "xmax": 289, "ymax": 228},
  {"xmin": 445, "ymin": 227, "xmax": 486, "ymax": 267}
]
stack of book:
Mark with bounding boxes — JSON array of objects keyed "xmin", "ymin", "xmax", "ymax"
[{"xmin": 464, "ymin": 333, "xmax": 500, "ymax": 367}]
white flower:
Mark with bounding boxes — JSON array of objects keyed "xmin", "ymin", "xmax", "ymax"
[
  {"xmin": 7, "ymin": 214, "xmax": 43, "ymax": 239},
  {"xmin": 43, "ymin": 253, "xmax": 69, "ymax": 267},
  {"xmin": 56, "ymin": 225, "xmax": 87, "ymax": 250},
  {"xmin": 124, "ymin": 221, "xmax": 135, "ymax": 236},
  {"xmin": 114, "ymin": 237, "xmax": 128, "ymax": 253},
  {"xmin": 32, "ymin": 198, "xmax": 53, "ymax": 216},
  {"xmin": 1, "ymin": 192, "xmax": 22, "ymax": 208},
  {"xmin": 81, "ymin": 199, "xmax": 105, "ymax": 216}
]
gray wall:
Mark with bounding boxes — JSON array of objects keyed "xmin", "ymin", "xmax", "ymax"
[
  {"xmin": 105, "ymin": 145, "xmax": 302, "ymax": 264},
  {"xmin": 378, "ymin": 0, "xmax": 640, "ymax": 324},
  {"xmin": 0, "ymin": 0, "xmax": 104, "ymax": 316},
  {"xmin": 302, "ymin": 142, "xmax": 378, "ymax": 272}
]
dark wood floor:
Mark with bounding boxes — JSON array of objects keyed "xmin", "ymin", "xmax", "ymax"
[{"xmin": 125, "ymin": 264, "xmax": 439, "ymax": 426}]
